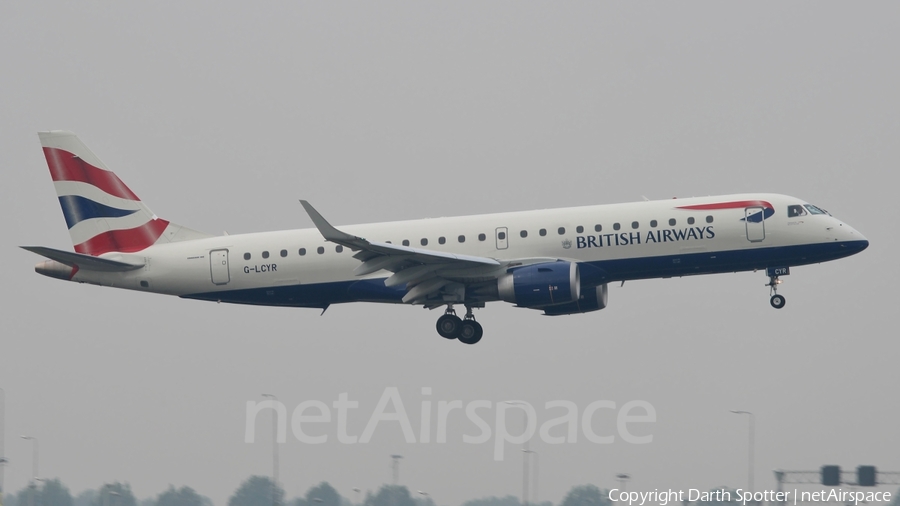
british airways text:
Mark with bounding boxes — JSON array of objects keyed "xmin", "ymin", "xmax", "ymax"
[{"xmin": 576, "ymin": 226, "xmax": 715, "ymax": 248}]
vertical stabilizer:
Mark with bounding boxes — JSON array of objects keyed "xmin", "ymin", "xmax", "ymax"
[{"xmin": 38, "ymin": 131, "xmax": 209, "ymax": 255}]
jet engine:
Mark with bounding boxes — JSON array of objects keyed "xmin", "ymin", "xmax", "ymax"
[
  {"xmin": 497, "ymin": 261, "xmax": 580, "ymax": 308},
  {"xmin": 542, "ymin": 283, "xmax": 609, "ymax": 315}
]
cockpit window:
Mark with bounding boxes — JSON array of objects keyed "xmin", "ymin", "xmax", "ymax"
[
  {"xmin": 804, "ymin": 204, "xmax": 830, "ymax": 215},
  {"xmin": 787, "ymin": 205, "xmax": 807, "ymax": 217}
]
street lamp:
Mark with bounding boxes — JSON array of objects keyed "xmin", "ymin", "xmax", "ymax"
[
  {"xmin": 20, "ymin": 436, "xmax": 38, "ymax": 506},
  {"xmin": 523, "ymin": 450, "xmax": 540, "ymax": 505},
  {"xmin": 504, "ymin": 401, "xmax": 532, "ymax": 506},
  {"xmin": 616, "ymin": 474, "xmax": 631, "ymax": 491},
  {"xmin": 19, "ymin": 436, "xmax": 38, "ymax": 482},
  {"xmin": 262, "ymin": 394, "xmax": 279, "ymax": 506},
  {"xmin": 1, "ymin": 388, "xmax": 6, "ymax": 504},
  {"xmin": 391, "ymin": 455, "xmax": 403, "ymax": 485},
  {"xmin": 352, "ymin": 488, "xmax": 362, "ymax": 505},
  {"xmin": 730, "ymin": 410, "xmax": 755, "ymax": 493}
]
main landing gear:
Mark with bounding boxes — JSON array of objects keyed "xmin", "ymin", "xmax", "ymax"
[
  {"xmin": 436, "ymin": 306, "xmax": 483, "ymax": 345},
  {"xmin": 767, "ymin": 274, "xmax": 786, "ymax": 309}
]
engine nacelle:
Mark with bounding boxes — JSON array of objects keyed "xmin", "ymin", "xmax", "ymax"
[
  {"xmin": 543, "ymin": 283, "xmax": 608, "ymax": 315},
  {"xmin": 497, "ymin": 261, "xmax": 580, "ymax": 308}
]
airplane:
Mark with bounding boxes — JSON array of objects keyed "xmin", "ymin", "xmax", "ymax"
[{"xmin": 23, "ymin": 131, "xmax": 869, "ymax": 344}]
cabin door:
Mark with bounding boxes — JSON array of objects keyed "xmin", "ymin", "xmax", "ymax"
[
  {"xmin": 744, "ymin": 207, "xmax": 766, "ymax": 243},
  {"xmin": 210, "ymin": 249, "xmax": 230, "ymax": 285}
]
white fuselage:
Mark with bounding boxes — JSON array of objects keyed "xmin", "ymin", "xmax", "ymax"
[{"xmin": 63, "ymin": 193, "xmax": 867, "ymax": 309}]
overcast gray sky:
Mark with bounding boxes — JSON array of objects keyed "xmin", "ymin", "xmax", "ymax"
[{"xmin": 1, "ymin": 2, "xmax": 898, "ymax": 505}]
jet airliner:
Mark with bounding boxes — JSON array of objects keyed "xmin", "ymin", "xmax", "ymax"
[{"xmin": 23, "ymin": 131, "xmax": 869, "ymax": 344}]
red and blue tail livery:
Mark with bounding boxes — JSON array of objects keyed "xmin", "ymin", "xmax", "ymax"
[
  {"xmin": 23, "ymin": 131, "xmax": 869, "ymax": 344},
  {"xmin": 38, "ymin": 131, "xmax": 207, "ymax": 256}
]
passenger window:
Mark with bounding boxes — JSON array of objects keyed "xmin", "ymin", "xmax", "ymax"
[
  {"xmin": 421, "ymin": 238, "xmax": 428, "ymax": 246},
  {"xmin": 478, "ymin": 233, "xmax": 486, "ymax": 241},
  {"xmin": 520, "ymin": 230, "xmax": 527, "ymax": 238},
  {"xmin": 788, "ymin": 205, "xmax": 807, "ymax": 217},
  {"xmin": 576, "ymin": 226, "xmax": 584, "ymax": 233},
  {"xmin": 458, "ymin": 235, "xmax": 465, "ymax": 243},
  {"xmin": 335, "ymin": 245, "xmax": 343, "ymax": 253},
  {"xmin": 669, "ymin": 218, "xmax": 676, "ymax": 226},
  {"xmin": 280, "ymin": 250, "xmax": 287, "ymax": 257},
  {"xmin": 558, "ymin": 227, "xmax": 565, "ymax": 235},
  {"xmin": 262, "ymin": 251, "xmax": 270, "ymax": 259},
  {"xmin": 631, "ymin": 221, "xmax": 639, "ymax": 229},
  {"xmin": 402, "ymin": 239, "xmax": 410, "ymax": 246},
  {"xmin": 650, "ymin": 220, "xmax": 658, "ymax": 228},
  {"xmin": 299, "ymin": 248, "xmax": 306, "ymax": 256},
  {"xmin": 317, "ymin": 246, "xmax": 325, "ymax": 254},
  {"xmin": 439, "ymin": 237, "xmax": 446, "ymax": 245},
  {"xmin": 594, "ymin": 224, "xmax": 602, "ymax": 232},
  {"xmin": 498, "ymin": 231, "xmax": 506, "ymax": 240},
  {"xmin": 539, "ymin": 229, "xmax": 547, "ymax": 236},
  {"xmin": 706, "ymin": 215, "xmax": 714, "ymax": 223},
  {"xmin": 687, "ymin": 217, "xmax": 695, "ymax": 225},
  {"xmin": 244, "ymin": 253, "xmax": 251, "ymax": 260},
  {"xmin": 613, "ymin": 223, "xmax": 621, "ymax": 231}
]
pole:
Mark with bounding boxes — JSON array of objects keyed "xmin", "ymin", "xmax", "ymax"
[
  {"xmin": 0, "ymin": 388, "xmax": 6, "ymax": 506},
  {"xmin": 504, "ymin": 401, "xmax": 531, "ymax": 506},
  {"xmin": 524, "ymin": 450, "xmax": 539, "ymax": 505},
  {"xmin": 391, "ymin": 455, "xmax": 403, "ymax": 485},
  {"xmin": 749, "ymin": 413, "xmax": 755, "ymax": 493},
  {"xmin": 774, "ymin": 471, "xmax": 785, "ymax": 506},
  {"xmin": 21, "ymin": 437, "xmax": 38, "ymax": 506},
  {"xmin": 262, "ymin": 394, "xmax": 279, "ymax": 506},
  {"xmin": 730, "ymin": 410, "xmax": 754, "ymax": 493}
]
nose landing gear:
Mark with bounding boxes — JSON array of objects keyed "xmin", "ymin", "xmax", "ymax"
[
  {"xmin": 767, "ymin": 274, "xmax": 786, "ymax": 309},
  {"xmin": 435, "ymin": 305, "xmax": 483, "ymax": 344}
]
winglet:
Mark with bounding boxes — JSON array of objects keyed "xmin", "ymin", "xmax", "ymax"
[{"xmin": 300, "ymin": 200, "xmax": 365, "ymax": 244}]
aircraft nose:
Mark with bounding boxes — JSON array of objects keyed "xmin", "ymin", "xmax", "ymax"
[{"xmin": 839, "ymin": 222, "xmax": 868, "ymax": 252}]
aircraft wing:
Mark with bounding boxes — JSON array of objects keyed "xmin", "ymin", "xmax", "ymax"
[{"xmin": 301, "ymin": 200, "xmax": 505, "ymax": 303}]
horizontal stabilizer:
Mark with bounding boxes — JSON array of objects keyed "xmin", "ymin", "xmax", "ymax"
[{"xmin": 21, "ymin": 246, "xmax": 145, "ymax": 272}]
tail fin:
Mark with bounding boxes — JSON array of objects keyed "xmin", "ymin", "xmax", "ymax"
[{"xmin": 38, "ymin": 130, "xmax": 210, "ymax": 256}]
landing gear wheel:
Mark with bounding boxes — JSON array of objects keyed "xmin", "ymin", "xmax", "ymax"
[
  {"xmin": 458, "ymin": 320, "xmax": 483, "ymax": 345},
  {"xmin": 770, "ymin": 294, "xmax": 786, "ymax": 309},
  {"xmin": 766, "ymin": 273, "xmax": 787, "ymax": 309},
  {"xmin": 436, "ymin": 314, "xmax": 462, "ymax": 339}
]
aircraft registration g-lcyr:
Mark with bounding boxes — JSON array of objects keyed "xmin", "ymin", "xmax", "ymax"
[{"xmin": 24, "ymin": 131, "xmax": 869, "ymax": 344}]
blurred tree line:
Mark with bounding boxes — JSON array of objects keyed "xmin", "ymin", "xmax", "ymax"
[{"xmin": 17, "ymin": 478, "xmax": 896, "ymax": 506}]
